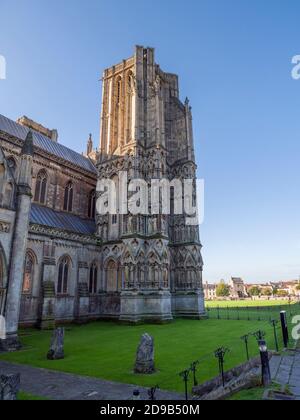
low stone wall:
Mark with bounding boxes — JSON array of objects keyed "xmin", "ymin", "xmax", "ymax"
[{"xmin": 192, "ymin": 356, "xmax": 263, "ymax": 400}]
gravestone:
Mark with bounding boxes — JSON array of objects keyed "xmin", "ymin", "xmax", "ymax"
[
  {"xmin": 0, "ymin": 374, "xmax": 20, "ymax": 400},
  {"xmin": 134, "ymin": 333, "xmax": 155, "ymax": 374},
  {"xmin": 47, "ymin": 327, "xmax": 65, "ymax": 360}
]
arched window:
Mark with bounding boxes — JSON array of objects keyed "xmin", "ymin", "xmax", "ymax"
[
  {"xmin": 57, "ymin": 256, "xmax": 70, "ymax": 295},
  {"xmin": 116, "ymin": 77, "xmax": 122, "ymax": 105},
  {"xmin": 22, "ymin": 251, "xmax": 35, "ymax": 294},
  {"xmin": 34, "ymin": 170, "xmax": 47, "ymax": 204},
  {"xmin": 112, "ymin": 76, "xmax": 122, "ymax": 153},
  {"xmin": 107, "ymin": 260, "xmax": 118, "ymax": 292},
  {"xmin": 4, "ymin": 182, "xmax": 13, "ymax": 207},
  {"xmin": 63, "ymin": 181, "xmax": 73, "ymax": 212},
  {"xmin": 126, "ymin": 72, "xmax": 135, "ymax": 143},
  {"xmin": 7, "ymin": 157, "xmax": 16, "ymax": 177},
  {"xmin": 88, "ymin": 189, "xmax": 96, "ymax": 219},
  {"xmin": 89, "ymin": 263, "xmax": 98, "ymax": 294}
]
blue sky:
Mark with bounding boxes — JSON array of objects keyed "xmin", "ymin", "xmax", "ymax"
[{"xmin": 1, "ymin": 0, "xmax": 300, "ymax": 283}]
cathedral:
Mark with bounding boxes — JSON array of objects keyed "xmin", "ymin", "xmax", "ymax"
[{"xmin": 0, "ymin": 46, "xmax": 205, "ymax": 351}]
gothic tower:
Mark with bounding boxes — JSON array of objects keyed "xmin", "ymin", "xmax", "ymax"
[{"xmin": 97, "ymin": 46, "xmax": 205, "ymax": 323}]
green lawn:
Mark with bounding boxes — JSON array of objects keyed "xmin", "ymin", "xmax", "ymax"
[
  {"xmin": 206, "ymin": 300, "xmax": 293, "ymax": 308},
  {"xmin": 18, "ymin": 392, "xmax": 49, "ymax": 401},
  {"xmin": 0, "ymin": 319, "xmax": 282, "ymax": 393},
  {"xmin": 228, "ymin": 387, "xmax": 265, "ymax": 401},
  {"xmin": 228, "ymin": 382, "xmax": 282, "ymax": 401},
  {"xmin": 205, "ymin": 301, "xmax": 300, "ymax": 322}
]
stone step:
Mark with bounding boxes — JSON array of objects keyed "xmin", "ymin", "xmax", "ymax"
[{"xmin": 269, "ymin": 355, "xmax": 282, "ymax": 380}]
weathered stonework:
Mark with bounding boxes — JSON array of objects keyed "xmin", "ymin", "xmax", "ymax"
[
  {"xmin": 134, "ymin": 333, "xmax": 155, "ymax": 374},
  {"xmin": 0, "ymin": 373, "xmax": 20, "ymax": 400},
  {"xmin": 47, "ymin": 327, "xmax": 65, "ymax": 360},
  {"xmin": 0, "ymin": 46, "xmax": 205, "ymax": 345},
  {"xmin": 97, "ymin": 46, "xmax": 205, "ymax": 322}
]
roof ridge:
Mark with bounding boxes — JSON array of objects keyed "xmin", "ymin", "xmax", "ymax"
[{"xmin": 0, "ymin": 114, "xmax": 97, "ymax": 174}]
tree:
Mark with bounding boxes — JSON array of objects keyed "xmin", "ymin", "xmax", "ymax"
[
  {"xmin": 216, "ymin": 281, "xmax": 230, "ymax": 297},
  {"xmin": 248, "ymin": 286, "xmax": 261, "ymax": 297},
  {"xmin": 276, "ymin": 290, "xmax": 289, "ymax": 297},
  {"xmin": 296, "ymin": 285, "xmax": 300, "ymax": 291},
  {"xmin": 262, "ymin": 288, "xmax": 272, "ymax": 297}
]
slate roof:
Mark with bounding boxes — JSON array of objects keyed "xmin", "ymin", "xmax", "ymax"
[
  {"xmin": 0, "ymin": 114, "xmax": 97, "ymax": 174},
  {"xmin": 30, "ymin": 203, "xmax": 96, "ymax": 236}
]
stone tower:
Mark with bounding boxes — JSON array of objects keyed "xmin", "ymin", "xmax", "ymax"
[{"xmin": 97, "ymin": 46, "xmax": 205, "ymax": 323}]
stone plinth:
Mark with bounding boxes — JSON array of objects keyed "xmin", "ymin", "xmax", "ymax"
[{"xmin": 120, "ymin": 290, "xmax": 173, "ymax": 324}]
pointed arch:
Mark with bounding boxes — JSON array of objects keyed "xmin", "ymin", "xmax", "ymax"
[
  {"xmin": 3, "ymin": 182, "xmax": 13, "ymax": 207},
  {"xmin": 88, "ymin": 189, "xmax": 96, "ymax": 219},
  {"xmin": 106, "ymin": 259, "xmax": 119, "ymax": 292},
  {"xmin": 89, "ymin": 261, "xmax": 98, "ymax": 294},
  {"xmin": 57, "ymin": 255, "xmax": 72, "ymax": 295},
  {"xmin": 146, "ymin": 249, "xmax": 161, "ymax": 264},
  {"xmin": 34, "ymin": 169, "xmax": 48, "ymax": 204},
  {"xmin": 126, "ymin": 71, "xmax": 135, "ymax": 143},
  {"xmin": 63, "ymin": 181, "xmax": 73, "ymax": 212},
  {"xmin": 22, "ymin": 250, "xmax": 37, "ymax": 294},
  {"xmin": 7, "ymin": 156, "xmax": 17, "ymax": 177},
  {"xmin": 112, "ymin": 75, "xmax": 123, "ymax": 153}
]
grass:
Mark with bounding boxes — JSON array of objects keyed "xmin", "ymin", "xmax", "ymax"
[
  {"xmin": 18, "ymin": 392, "xmax": 49, "ymax": 401},
  {"xmin": 0, "ymin": 319, "xmax": 280, "ymax": 393},
  {"xmin": 205, "ymin": 301, "xmax": 300, "ymax": 322},
  {"xmin": 228, "ymin": 382, "xmax": 282, "ymax": 401},
  {"xmin": 205, "ymin": 300, "xmax": 291, "ymax": 308},
  {"xmin": 228, "ymin": 387, "xmax": 265, "ymax": 400}
]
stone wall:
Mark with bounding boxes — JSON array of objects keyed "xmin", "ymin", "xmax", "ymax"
[
  {"xmin": 192, "ymin": 357, "xmax": 262, "ymax": 400},
  {"xmin": 0, "ymin": 135, "xmax": 97, "ymax": 219}
]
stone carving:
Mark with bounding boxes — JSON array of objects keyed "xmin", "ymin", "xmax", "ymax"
[
  {"xmin": 47, "ymin": 328, "xmax": 65, "ymax": 360},
  {"xmin": 134, "ymin": 333, "xmax": 155, "ymax": 374},
  {"xmin": 0, "ymin": 374, "xmax": 20, "ymax": 400},
  {"xmin": 0, "ymin": 221, "xmax": 10, "ymax": 233},
  {"xmin": 29, "ymin": 224, "xmax": 97, "ymax": 245},
  {"xmin": 127, "ymin": 215, "xmax": 133, "ymax": 233}
]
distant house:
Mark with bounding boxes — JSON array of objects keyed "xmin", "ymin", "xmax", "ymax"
[
  {"xmin": 204, "ymin": 282, "xmax": 217, "ymax": 300},
  {"xmin": 273, "ymin": 281, "xmax": 300, "ymax": 297},
  {"xmin": 230, "ymin": 277, "xmax": 247, "ymax": 298}
]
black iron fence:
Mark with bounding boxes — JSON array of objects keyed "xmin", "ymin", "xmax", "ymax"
[
  {"xmin": 146, "ymin": 317, "xmax": 290, "ymax": 401},
  {"xmin": 206, "ymin": 301, "xmax": 300, "ymax": 322},
  {"xmin": 176, "ymin": 311, "xmax": 297, "ymax": 400}
]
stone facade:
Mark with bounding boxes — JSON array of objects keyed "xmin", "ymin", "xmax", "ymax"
[
  {"xmin": 230, "ymin": 277, "xmax": 247, "ymax": 298},
  {"xmin": 204, "ymin": 282, "xmax": 217, "ymax": 300},
  {"xmin": 0, "ymin": 46, "xmax": 205, "ymax": 349},
  {"xmin": 97, "ymin": 46, "xmax": 205, "ymax": 322}
]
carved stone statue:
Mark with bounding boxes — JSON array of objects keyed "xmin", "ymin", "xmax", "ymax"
[
  {"xmin": 134, "ymin": 333, "xmax": 155, "ymax": 374},
  {"xmin": 161, "ymin": 217, "xmax": 167, "ymax": 234},
  {"xmin": 47, "ymin": 327, "xmax": 65, "ymax": 360},
  {"xmin": 151, "ymin": 217, "xmax": 157, "ymax": 234},
  {"xmin": 127, "ymin": 214, "xmax": 133, "ymax": 233},
  {"xmin": 0, "ymin": 374, "xmax": 20, "ymax": 400}
]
